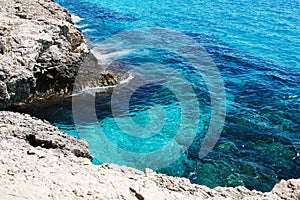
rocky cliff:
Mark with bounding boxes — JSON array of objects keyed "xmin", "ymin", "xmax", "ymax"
[
  {"xmin": 0, "ymin": 0, "xmax": 90, "ymax": 108},
  {"xmin": 0, "ymin": 111, "xmax": 299, "ymax": 200},
  {"xmin": 0, "ymin": 0, "xmax": 121, "ymax": 108},
  {"xmin": 0, "ymin": 0, "xmax": 299, "ymax": 199}
]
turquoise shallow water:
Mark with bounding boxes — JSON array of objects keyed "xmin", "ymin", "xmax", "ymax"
[{"xmin": 50, "ymin": 0, "xmax": 300, "ymax": 192}]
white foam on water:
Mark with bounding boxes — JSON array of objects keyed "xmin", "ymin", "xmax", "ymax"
[
  {"xmin": 71, "ymin": 45, "xmax": 135, "ymax": 96},
  {"xmin": 71, "ymin": 14, "xmax": 84, "ymax": 24},
  {"xmin": 71, "ymin": 73, "xmax": 135, "ymax": 96},
  {"xmin": 76, "ymin": 24, "xmax": 88, "ymax": 29},
  {"xmin": 82, "ymin": 29, "xmax": 95, "ymax": 33},
  {"xmin": 91, "ymin": 47, "xmax": 132, "ymax": 65}
]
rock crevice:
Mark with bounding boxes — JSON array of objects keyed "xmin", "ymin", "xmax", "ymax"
[{"xmin": 0, "ymin": 111, "xmax": 92, "ymax": 160}]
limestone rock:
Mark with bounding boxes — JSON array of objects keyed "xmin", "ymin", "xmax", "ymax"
[
  {"xmin": 0, "ymin": 111, "xmax": 299, "ymax": 200},
  {"xmin": 0, "ymin": 111, "xmax": 92, "ymax": 160},
  {"xmin": 0, "ymin": 0, "xmax": 89, "ymax": 108}
]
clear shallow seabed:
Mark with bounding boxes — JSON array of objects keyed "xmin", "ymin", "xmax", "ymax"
[{"xmin": 51, "ymin": 0, "xmax": 299, "ymax": 192}]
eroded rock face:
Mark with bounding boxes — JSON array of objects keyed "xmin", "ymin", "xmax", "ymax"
[
  {"xmin": 0, "ymin": 112, "xmax": 300, "ymax": 200},
  {"xmin": 0, "ymin": 0, "xmax": 89, "ymax": 108},
  {"xmin": 0, "ymin": 111, "xmax": 92, "ymax": 160}
]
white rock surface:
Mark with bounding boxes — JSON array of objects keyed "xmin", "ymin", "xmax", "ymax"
[{"xmin": 0, "ymin": 111, "xmax": 300, "ymax": 200}]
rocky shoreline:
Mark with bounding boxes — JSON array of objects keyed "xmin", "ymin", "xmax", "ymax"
[
  {"xmin": 0, "ymin": 0, "xmax": 122, "ymax": 108},
  {"xmin": 0, "ymin": 0, "xmax": 299, "ymax": 199},
  {"xmin": 1, "ymin": 111, "xmax": 299, "ymax": 200}
]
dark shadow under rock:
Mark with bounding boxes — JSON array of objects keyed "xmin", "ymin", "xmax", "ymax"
[{"xmin": 0, "ymin": 111, "xmax": 93, "ymax": 160}]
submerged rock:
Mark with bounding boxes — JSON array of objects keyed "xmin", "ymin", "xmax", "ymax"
[{"xmin": 0, "ymin": 112, "xmax": 299, "ymax": 200}]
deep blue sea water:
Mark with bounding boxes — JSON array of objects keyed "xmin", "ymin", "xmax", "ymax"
[{"xmin": 51, "ymin": 0, "xmax": 300, "ymax": 192}]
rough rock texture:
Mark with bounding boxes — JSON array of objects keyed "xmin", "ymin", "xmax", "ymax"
[
  {"xmin": 0, "ymin": 111, "xmax": 300, "ymax": 200},
  {"xmin": 0, "ymin": 0, "xmax": 123, "ymax": 108},
  {"xmin": 0, "ymin": 0, "xmax": 90, "ymax": 108},
  {"xmin": 0, "ymin": 111, "xmax": 92, "ymax": 160}
]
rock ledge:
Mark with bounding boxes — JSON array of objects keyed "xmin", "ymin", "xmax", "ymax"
[{"xmin": 1, "ymin": 111, "xmax": 300, "ymax": 200}]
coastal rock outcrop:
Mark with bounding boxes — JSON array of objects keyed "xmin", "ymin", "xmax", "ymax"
[
  {"xmin": 0, "ymin": 111, "xmax": 299, "ymax": 200},
  {"xmin": 0, "ymin": 0, "xmax": 123, "ymax": 108},
  {"xmin": 0, "ymin": 111, "xmax": 92, "ymax": 160},
  {"xmin": 0, "ymin": 0, "xmax": 299, "ymax": 199},
  {"xmin": 0, "ymin": 0, "xmax": 89, "ymax": 108}
]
